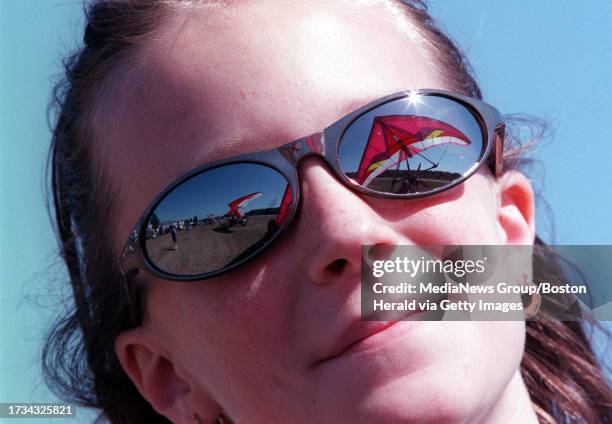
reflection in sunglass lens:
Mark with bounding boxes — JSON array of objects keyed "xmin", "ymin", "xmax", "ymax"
[
  {"xmin": 338, "ymin": 95, "xmax": 485, "ymax": 194},
  {"xmin": 144, "ymin": 163, "xmax": 292, "ymax": 277}
]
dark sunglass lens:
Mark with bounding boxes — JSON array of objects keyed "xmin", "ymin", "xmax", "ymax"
[
  {"xmin": 338, "ymin": 95, "xmax": 485, "ymax": 195},
  {"xmin": 144, "ymin": 164, "xmax": 293, "ymax": 277}
]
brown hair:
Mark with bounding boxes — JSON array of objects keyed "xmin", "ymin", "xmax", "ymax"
[{"xmin": 44, "ymin": 1, "xmax": 611, "ymax": 423}]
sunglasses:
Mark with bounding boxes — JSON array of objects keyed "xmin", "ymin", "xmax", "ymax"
[{"xmin": 119, "ymin": 89, "xmax": 504, "ymax": 281}]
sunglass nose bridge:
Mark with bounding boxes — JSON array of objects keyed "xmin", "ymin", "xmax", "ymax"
[{"xmin": 278, "ymin": 131, "xmax": 325, "ymax": 166}]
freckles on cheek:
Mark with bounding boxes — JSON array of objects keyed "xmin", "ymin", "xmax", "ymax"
[
  {"xmin": 183, "ymin": 267, "xmax": 299, "ymax": 395},
  {"xmin": 194, "ymin": 264, "xmax": 294, "ymax": 352},
  {"xmin": 393, "ymin": 185, "xmax": 500, "ymax": 245}
]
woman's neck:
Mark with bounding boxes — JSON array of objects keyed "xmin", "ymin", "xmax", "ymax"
[{"xmin": 476, "ymin": 369, "xmax": 539, "ymax": 424}]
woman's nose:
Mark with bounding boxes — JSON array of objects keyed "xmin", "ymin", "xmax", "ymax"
[{"xmin": 294, "ymin": 157, "xmax": 407, "ymax": 285}]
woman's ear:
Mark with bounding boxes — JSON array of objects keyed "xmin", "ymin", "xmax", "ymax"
[
  {"xmin": 495, "ymin": 170, "xmax": 535, "ymax": 245},
  {"xmin": 115, "ymin": 328, "xmax": 222, "ymax": 423}
]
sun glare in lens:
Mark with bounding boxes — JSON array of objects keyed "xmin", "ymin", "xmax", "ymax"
[{"xmin": 407, "ymin": 90, "xmax": 423, "ymax": 106}]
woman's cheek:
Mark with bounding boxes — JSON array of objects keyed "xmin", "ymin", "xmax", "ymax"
[
  {"xmin": 392, "ymin": 206, "xmax": 500, "ymax": 246},
  {"xmin": 414, "ymin": 321, "xmax": 526, "ymax": 419},
  {"xmin": 392, "ymin": 178, "xmax": 501, "ymax": 245}
]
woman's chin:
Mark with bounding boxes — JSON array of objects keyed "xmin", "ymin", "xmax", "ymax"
[
  {"xmin": 308, "ymin": 373, "xmax": 486, "ymax": 424},
  {"xmin": 303, "ymin": 321, "xmax": 523, "ymax": 424}
]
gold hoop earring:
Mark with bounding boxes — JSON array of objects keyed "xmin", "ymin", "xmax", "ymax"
[
  {"xmin": 192, "ymin": 411, "xmax": 228, "ymax": 424},
  {"xmin": 522, "ymin": 281, "xmax": 541, "ymax": 319}
]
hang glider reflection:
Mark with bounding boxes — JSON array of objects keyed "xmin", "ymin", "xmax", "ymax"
[
  {"xmin": 354, "ymin": 115, "xmax": 470, "ymax": 193},
  {"xmin": 276, "ymin": 185, "xmax": 292, "ymax": 226},
  {"xmin": 220, "ymin": 191, "xmax": 263, "ymax": 228}
]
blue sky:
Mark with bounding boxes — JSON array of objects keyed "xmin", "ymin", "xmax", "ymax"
[
  {"xmin": 1, "ymin": 1, "xmax": 610, "ymax": 422},
  {"xmin": 154, "ymin": 163, "xmax": 288, "ymax": 220}
]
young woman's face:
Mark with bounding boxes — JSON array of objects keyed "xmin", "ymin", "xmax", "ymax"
[{"xmin": 109, "ymin": 1, "xmax": 535, "ymax": 423}]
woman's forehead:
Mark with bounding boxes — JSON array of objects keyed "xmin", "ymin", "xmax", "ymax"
[{"xmin": 104, "ymin": 1, "xmax": 445, "ymax": 244}]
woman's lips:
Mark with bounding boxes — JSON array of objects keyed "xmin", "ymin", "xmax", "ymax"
[
  {"xmin": 314, "ymin": 312, "xmax": 424, "ymax": 366},
  {"xmin": 327, "ymin": 320, "xmax": 400, "ymax": 360}
]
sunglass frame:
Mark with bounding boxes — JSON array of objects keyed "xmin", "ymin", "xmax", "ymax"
[{"xmin": 119, "ymin": 89, "xmax": 504, "ymax": 281}]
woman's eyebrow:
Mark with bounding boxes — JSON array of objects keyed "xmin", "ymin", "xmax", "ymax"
[
  {"xmin": 184, "ymin": 134, "xmax": 249, "ymax": 169},
  {"xmin": 334, "ymin": 96, "xmax": 378, "ymax": 119},
  {"xmin": 181, "ymin": 97, "xmax": 378, "ymax": 173}
]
